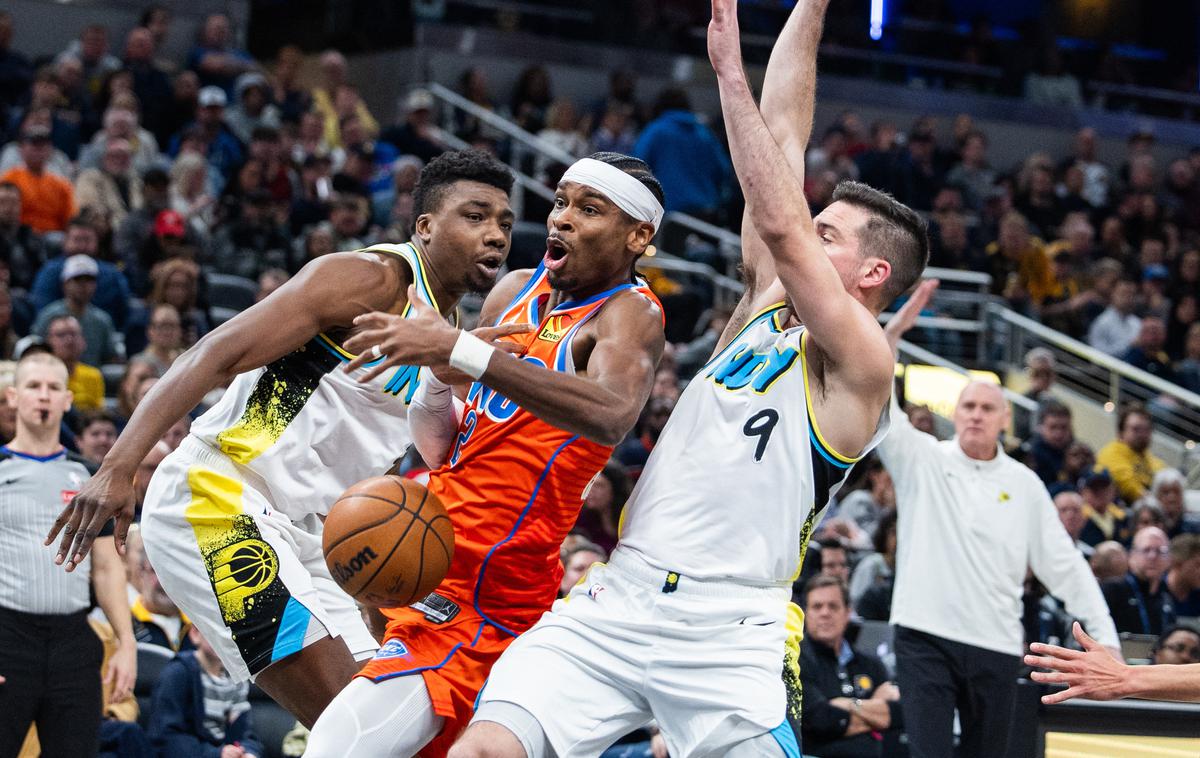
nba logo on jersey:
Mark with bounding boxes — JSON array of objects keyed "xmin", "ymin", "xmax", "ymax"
[
  {"xmin": 537, "ymin": 315, "xmax": 569, "ymax": 344},
  {"xmin": 375, "ymin": 638, "xmax": 410, "ymax": 660}
]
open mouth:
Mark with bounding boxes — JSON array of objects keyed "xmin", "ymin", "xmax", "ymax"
[
  {"xmin": 476, "ymin": 253, "xmax": 503, "ymax": 279},
  {"xmin": 544, "ymin": 237, "xmax": 570, "ymax": 272}
]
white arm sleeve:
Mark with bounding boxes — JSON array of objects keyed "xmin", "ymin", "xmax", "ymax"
[
  {"xmin": 409, "ymin": 370, "xmax": 464, "ymax": 469},
  {"xmin": 1028, "ymin": 480, "xmax": 1121, "ymax": 650}
]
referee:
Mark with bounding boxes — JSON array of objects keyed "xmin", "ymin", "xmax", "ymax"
[
  {"xmin": 879, "ymin": 282, "xmax": 1119, "ymax": 758},
  {"xmin": 0, "ymin": 350, "xmax": 135, "ymax": 756}
]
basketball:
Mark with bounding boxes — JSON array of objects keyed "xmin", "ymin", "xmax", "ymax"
[{"xmin": 322, "ymin": 475, "xmax": 455, "ymax": 608}]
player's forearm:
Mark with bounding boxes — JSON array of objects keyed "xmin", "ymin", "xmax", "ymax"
[
  {"xmin": 1124, "ymin": 663, "xmax": 1200, "ymax": 702},
  {"xmin": 761, "ymin": 0, "xmax": 828, "ymax": 160},
  {"xmin": 481, "ymin": 351, "xmax": 643, "ymax": 447},
  {"xmin": 409, "ymin": 373, "xmax": 462, "ymax": 468}
]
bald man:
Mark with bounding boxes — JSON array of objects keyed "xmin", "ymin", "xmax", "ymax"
[{"xmin": 880, "ymin": 282, "xmax": 1118, "ymax": 758}]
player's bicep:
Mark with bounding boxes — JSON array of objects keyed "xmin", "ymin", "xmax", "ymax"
[{"xmin": 589, "ymin": 297, "xmax": 665, "ymax": 418}]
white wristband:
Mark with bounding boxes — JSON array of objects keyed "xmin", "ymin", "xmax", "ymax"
[{"xmin": 448, "ymin": 330, "xmax": 495, "ymax": 380}]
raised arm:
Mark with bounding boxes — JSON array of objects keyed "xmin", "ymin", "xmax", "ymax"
[
  {"xmin": 48, "ymin": 252, "xmax": 404, "ymax": 568},
  {"xmin": 344, "ymin": 288, "xmax": 664, "ymax": 447},
  {"xmin": 708, "ymin": 0, "xmax": 890, "ymax": 391}
]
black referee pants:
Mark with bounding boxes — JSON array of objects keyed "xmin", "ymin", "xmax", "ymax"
[
  {"xmin": 0, "ymin": 605, "xmax": 103, "ymax": 758},
  {"xmin": 895, "ymin": 626, "xmax": 1021, "ymax": 758}
]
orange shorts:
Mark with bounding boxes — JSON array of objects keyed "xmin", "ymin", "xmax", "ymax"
[{"xmin": 356, "ymin": 598, "xmax": 517, "ymax": 757}]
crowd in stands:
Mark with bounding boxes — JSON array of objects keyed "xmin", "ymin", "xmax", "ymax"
[{"xmin": 1, "ymin": 5, "xmax": 1199, "ymax": 757}]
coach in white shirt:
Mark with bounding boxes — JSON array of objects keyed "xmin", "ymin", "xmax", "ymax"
[{"xmin": 880, "ymin": 281, "xmax": 1119, "ymax": 758}]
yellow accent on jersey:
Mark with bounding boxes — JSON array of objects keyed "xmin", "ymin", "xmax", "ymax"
[{"xmin": 800, "ymin": 331, "xmax": 862, "ymax": 465}]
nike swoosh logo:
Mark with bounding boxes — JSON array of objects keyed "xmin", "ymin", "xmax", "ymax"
[{"xmin": 739, "ymin": 618, "xmax": 776, "ymax": 626}]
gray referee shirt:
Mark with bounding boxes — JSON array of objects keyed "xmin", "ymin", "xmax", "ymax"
[{"xmin": 0, "ymin": 447, "xmax": 101, "ymax": 615}]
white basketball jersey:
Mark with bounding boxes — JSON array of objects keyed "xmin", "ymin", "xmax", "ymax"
[
  {"xmin": 618, "ymin": 303, "xmax": 890, "ymax": 585},
  {"xmin": 190, "ymin": 243, "xmax": 438, "ymax": 519}
]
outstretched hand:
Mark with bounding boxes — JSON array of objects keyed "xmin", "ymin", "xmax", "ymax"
[
  {"xmin": 708, "ymin": 0, "xmax": 744, "ymax": 79},
  {"xmin": 1024, "ymin": 622, "xmax": 1129, "ymax": 704},
  {"xmin": 883, "ymin": 279, "xmax": 939, "ymax": 349},
  {"xmin": 46, "ymin": 465, "xmax": 135, "ymax": 571}
]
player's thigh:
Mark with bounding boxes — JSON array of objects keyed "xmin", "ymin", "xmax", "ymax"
[
  {"xmin": 298, "ymin": 512, "xmax": 378, "ymax": 662},
  {"xmin": 306, "ymin": 675, "xmax": 444, "ymax": 758},
  {"xmin": 720, "ymin": 727, "xmax": 799, "ymax": 758},
  {"xmin": 476, "ymin": 616, "xmax": 650, "ymax": 757},
  {"xmin": 141, "ymin": 458, "xmax": 338, "ymax": 680}
]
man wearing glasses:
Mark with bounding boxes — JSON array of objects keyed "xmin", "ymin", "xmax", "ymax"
[{"xmin": 1101, "ymin": 526, "xmax": 1171, "ymax": 635}]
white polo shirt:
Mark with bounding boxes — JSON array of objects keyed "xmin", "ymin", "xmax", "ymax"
[{"xmin": 879, "ymin": 400, "xmax": 1119, "ymax": 656}]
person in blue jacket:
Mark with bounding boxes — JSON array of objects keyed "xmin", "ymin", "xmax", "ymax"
[
  {"xmin": 148, "ymin": 625, "xmax": 264, "ymax": 758},
  {"xmin": 633, "ymin": 87, "xmax": 732, "ymax": 220}
]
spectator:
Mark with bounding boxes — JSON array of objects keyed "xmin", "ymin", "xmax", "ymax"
[
  {"xmin": 1086, "ymin": 278, "xmax": 1141, "ymax": 356},
  {"xmin": 0, "ymin": 285, "xmax": 19, "ymax": 360},
  {"xmin": 928, "ymin": 211, "xmax": 982, "ymax": 271},
  {"xmin": 1164, "ymin": 534, "xmax": 1200, "ymax": 618},
  {"xmin": 1101, "ymin": 526, "xmax": 1171, "ymax": 635},
  {"xmin": 1091, "ymin": 540, "xmax": 1129, "ymax": 582},
  {"xmin": 147, "ymin": 626, "xmax": 264, "ymax": 758},
  {"xmin": 156, "ymin": 70, "xmax": 199, "ymax": 148},
  {"xmin": 534, "ymin": 99, "xmax": 587, "ymax": 182},
  {"xmin": 1055, "ymin": 490, "xmax": 1094, "ymax": 557},
  {"xmin": 74, "ymin": 137, "xmax": 143, "ymax": 226},
  {"xmin": 210, "ymin": 189, "xmax": 292, "ymax": 278},
  {"xmin": 44, "ymin": 314, "xmax": 104, "ymax": 411},
  {"xmin": 129, "ymin": 533, "xmax": 194, "ymax": 652},
  {"xmin": 270, "ymin": 45, "xmax": 310, "ymax": 125},
  {"xmin": 0, "ymin": 12, "xmax": 33, "ymax": 115},
  {"xmin": 169, "ymin": 87, "xmax": 244, "ymax": 188},
  {"xmin": 849, "ymin": 509, "xmax": 898, "ymax": 615},
  {"xmin": 145, "ymin": 258, "xmax": 208, "ymax": 346},
  {"xmin": 837, "ymin": 454, "xmax": 894, "ymax": 537},
  {"xmin": 78, "ymin": 105, "xmax": 161, "ymax": 176},
  {"xmin": 985, "ymin": 211, "xmax": 1053, "ymax": 309},
  {"xmin": 187, "ymin": 12, "xmax": 254, "ymax": 95},
  {"xmin": 0, "ymin": 180, "xmax": 46, "ymax": 289},
  {"xmin": 1120, "ymin": 316, "xmax": 1175, "ymax": 381},
  {"xmin": 816, "ymin": 539, "xmax": 851, "ymax": 586},
  {"xmin": 324, "ymin": 194, "xmax": 368, "ymax": 251},
  {"xmin": 30, "ymin": 216, "xmax": 132, "ymax": 329},
  {"xmin": 0, "ymin": 124, "xmax": 76, "ymax": 233},
  {"xmin": 122, "ymin": 26, "xmax": 172, "ymax": 141},
  {"xmin": 1151, "ymin": 626, "xmax": 1200, "ymax": 665},
  {"xmin": 32, "ymin": 254, "xmax": 118, "ymax": 367},
  {"xmin": 945, "ymin": 130, "xmax": 996, "ymax": 211},
  {"xmin": 0, "ymin": 100, "xmax": 76, "ymax": 176},
  {"xmin": 1131, "ymin": 502, "xmax": 1167, "ymax": 534},
  {"xmin": 380, "ymin": 88, "xmax": 445, "ymax": 165},
  {"xmin": 880, "ymin": 286, "xmax": 1118, "ymax": 758},
  {"xmin": 573, "ymin": 460, "xmax": 630, "ymax": 555},
  {"xmin": 1149, "ymin": 468, "xmax": 1197, "ymax": 538},
  {"xmin": 1021, "ymin": 399, "xmax": 1073, "ymax": 487},
  {"xmin": 114, "ymin": 167, "xmax": 171, "ymax": 291},
  {"xmin": 558, "ymin": 541, "xmax": 606, "ymax": 598},
  {"xmin": 1060, "ymin": 127, "xmax": 1110, "ymax": 209},
  {"xmin": 169, "ymin": 152, "xmax": 216, "ymax": 233},
  {"xmin": 590, "ymin": 101, "xmax": 637, "ymax": 156},
  {"xmin": 1167, "ymin": 293, "xmax": 1198, "ymax": 360},
  {"xmin": 1079, "ymin": 469, "xmax": 1132, "ymax": 546},
  {"xmin": 131, "ymin": 303, "xmax": 182, "ymax": 375},
  {"xmin": 1015, "ymin": 160, "xmax": 1065, "ymax": 238},
  {"xmin": 798, "ymin": 575, "xmax": 902, "ymax": 757},
  {"xmin": 1095, "ymin": 405, "xmax": 1167, "ymax": 505},
  {"xmin": 77, "ymin": 408, "xmax": 118, "ymax": 465},
  {"xmin": 1024, "ymin": 47, "xmax": 1083, "ymax": 108},
  {"xmin": 509, "ymin": 65, "xmax": 553, "ymax": 135},
  {"xmin": 1175, "ymin": 323, "xmax": 1200, "ymax": 392},
  {"xmin": 57, "ymin": 24, "xmax": 122, "ymax": 109},
  {"xmin": 1138, "ymin": 263, "xmax": 1171, "ymax": 322},
  {"xmin": 300, "ymin": 225, "xmax": 335, "ymax": 263},
  {"xmin": 634, "ymin": 88, "xmax": 732, "ymax": 220},
  {"xmin": 225, "ymin": 72, "xmax": 281, "ymax": 146},
  {"xmin": 805, "ymin": 125, "xmax": 859, "ymax": 184},
  {"xmin": 0, "ymin": 351, "xmax": 135, "ymax": 757},
  {"xmin": 895, "ymin": 130, "xmax": 941, "ymax": 212},
  {"xmin": 311, "ymin": 50, "xmax": 378, "ymax": 149},
  {"xmin": 133, "ymin": 439, "xmax": 169, "ymax": 514},
  {"xmin": 255, "ymin": 268, "xmax": 289, "ymax": 303},
  {"xmin": 614, "ymin": 395, "xmax": 673, "ymax": 477}
]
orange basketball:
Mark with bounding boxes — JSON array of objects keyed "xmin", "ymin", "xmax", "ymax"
[{"xmin": 323, "ymin": 475, "xmax": 454, "ymax": 608}]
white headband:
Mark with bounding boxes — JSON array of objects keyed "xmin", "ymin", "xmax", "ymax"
[{"xmin": 560, "ymin": 158, "xmax": 664, "ymax": 233}]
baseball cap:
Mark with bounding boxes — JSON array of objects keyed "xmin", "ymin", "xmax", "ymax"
[
  {"xmin": 154, "ymin": 209, "xmax": 186, "ymax": 238},
  {"xmin": 61, "ymin": 254, "xmax": 99, "ymax": 281},
  {"xmin": 198, "ymin": 86, "xmax": 228, "ymax": 108},
  {"xmin": 403, "ymin": 88, "xmax": 434, "ymax": 114},
  {"xmin": 1083, "ymin": 469, "xmax": 1113, "ymax": 490}
]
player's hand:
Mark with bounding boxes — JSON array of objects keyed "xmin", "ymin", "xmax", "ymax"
[
  {"xmin": 344, "ymin": 286, "xmax": 532, "ymax": 382},
  {"xmin": 883, "ymin": 279, "xmax": 939, "ymax": 348},
  {"xmin": 1024, "ymin": 621, "xmax": 1129, "ymax": 704},
  {"xmin": 708, "ymin": 0, "xmax": 744, "ymax": 80},
  {"xmin": 46, "ymin": 463, "xmax": 136, "ymax": 571},
  {"xmin": 650, "ymin": 733, "xmax": 669, "ymax": 758},
  {"xmin": 105, "ymin": 639, "xmax": 137, "ymax": 704},
  {"xmin": 220, "ymin": 746, "xmax": 245, "ymax": 758}
]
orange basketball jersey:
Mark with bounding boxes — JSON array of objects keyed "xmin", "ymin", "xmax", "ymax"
[{"xmin": 358, "ymin": 264, "xmax": 662, "ymax": 756}]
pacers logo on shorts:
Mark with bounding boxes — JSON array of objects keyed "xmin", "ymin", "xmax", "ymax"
[{"xmin": 209, "ymin": 536, "xmax": 279, "ymax": 623}]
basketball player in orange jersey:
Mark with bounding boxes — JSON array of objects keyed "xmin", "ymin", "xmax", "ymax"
[
  {"xmin": 303, "ymin": 152, "xmax": 667, "ymax": 757},
  {"xmin": 45, "ymin": 150, "xmax": 527, "ymax": 728}
]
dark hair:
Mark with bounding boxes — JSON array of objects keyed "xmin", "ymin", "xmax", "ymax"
[
  {"xmin": 653, "ymin": 87, "xmax": 691, "ymax": 118},
  {"xmin": 830, "ymin": 180, "xmax": 929, "ymax": 308},
  {"xmin": 817, "ymin": 537, "xmax": 847, "ymax": 554},
  {"xmin": 1038, "ymin": 399, "xmax": 1072, "ymax": 423},
  {"xmin": 411, "ymin": 149, "xmax": 514, "ymax": 221},
  {"xmin": 873, "ymin": 508, "xmax": 899, "ymax": 555},
  {"xmin": 139, "ymin": 4, "xmax": 169, "ymax": 27},
  {"xmin": 804, "ymin": 573, "xmax": 851, "ymax": 607},
  {"xmin": 79, "ymin": 408, "xmax": 119, "ymax": 433},
  {"xmin": 66, "ymin": 215, "xmax": 98, "ymax": 236},
  {"xmin": 1153, "ymin": 625, "xmax": 1200, "ymax": 655},
  {"xmin": 584, "ymin": 151, "xmax": 666, "ymax": 208},
  {"xmin": 1117, "ymin": 403, "xmax": 1151, "ymax": 434}
]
